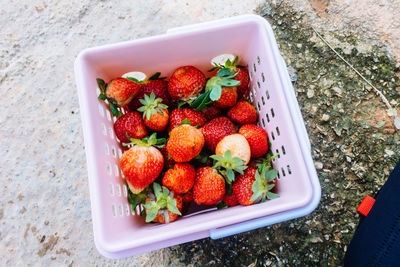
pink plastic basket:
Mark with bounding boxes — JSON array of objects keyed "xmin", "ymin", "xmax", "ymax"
[{"xmin": 74, "ymin": 15, "xmax": 321, "ymax": 259}]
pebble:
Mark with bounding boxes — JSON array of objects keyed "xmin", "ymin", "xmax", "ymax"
[
  {"xmin": 315, "ymin": 161, "xmax": 323, "ymax": 169},
  {"xmin": 321, "ymin": 114, "xmax": 330, "ymax": 121},
  {"xmin": 307, "ymin": 89, "xmax": 315, "ymax": 98},
  {"xmin": 346, "ymin": 156, "xmax": 352, "ymax": 163},
  {"xmin": 332, "ymin": 86, "xmax": 342, "ymax": 95}
]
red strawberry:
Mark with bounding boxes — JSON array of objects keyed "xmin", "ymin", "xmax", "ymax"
[
  {"xmin": 162, "ymin": 163, "xmax": 196, "ymax": 194},
  {"xmin": 160, "ymin": 146, "xmax": 176, "ymax": 168},
  {"xmin": 223, "ymin": 193, "xmax": 239, "ymax": 207},
  {"xmin": 114, "ymin": 112, "xmax": 148, "ymax": 143},
  {"xmin": 233, "ymin": 164, "xmax": 279, "ymax": 206},
  {"xmin": 144, "ymin": 183, "xmax": 182, "ymax": 223},
  {"xmin": 120, "ymin": 134, "xmax": 164, "ymax": 194},
  {"xmin": 169, "ymin": 108, "xmax": 207, "ymax": 131},
  {"xmin": 128, "ymin": 79, "xmax": 170, "ymax": 111},
  {"xmin": 234, "ymin": 68, "xmax": 250, "ymax": 99},
  {"xmin": 202, "ymin": 105, "xmax": 221, "ymax": 120},
  {"xmin": 232, "ymin": 166, "xmax": 257, "ymax": 206},
  {"xmin": 215, "ymin": 134, "xmax": 251, "ymax": 165},
  {"xmin": 168, "ymin": 66, "xmax": 206, "ymax": 101},
  {"xmin": 183, "ymin": 190, "xmax": 193, "ymax": 203},
  {"xmin": 214, "ymin": 86, "xmax": 238, "ymax": 108},
  {"xmin": 227, "ymin": 101, "xmax": 258, "ymax": 125},
  {"xmin": 104, "ymin": 77, "xmax": 141, "ymax": 106},
  {"xmin": 239, "ymin": 124, "xmax": 269, "ymax": 158},
  {"xmin": 137, "ymin": 92, "xmax": 169, "ymax": 131},
  {"xmin": 201, "ymin": 117, "xmax": 236, "ymax": 152},
  {"xmin": 193, "ymin": 167, "xmax": 225, "ymax": 205},
  {"xmin": 167, "ymin": 125, "xmax": 205, "ymax": 162}
]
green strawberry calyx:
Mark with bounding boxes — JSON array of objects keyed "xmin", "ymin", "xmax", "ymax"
[
  {"xmin": 210, "ymin": 150, "xmax": 248, "ymax": 184},
  {"xmin": 190, "ymin": 68, "xmax": 240, "ymax": 111},
  {"xmin": 250, "ymin": 154, "xmax": 280, "ymax": 203},
  {"xmin": 137, "ymin": 92, "xmax": 168, "ymax": 120},
  {"xmin": 127, "ymin": 186, "xmax": 149, "ymax": 213},
  {"xmin": 96, "ymin": 78, "xmax": 123, "ymax": 117},
  {"xmin": 143, "ymin": 183, "xmax": 182, "ymax": 223},
  {"xmin": 122, "ymin": 132, "xmax": 166, "ymax": 148}
]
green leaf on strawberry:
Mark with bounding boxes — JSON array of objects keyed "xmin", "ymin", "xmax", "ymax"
[
  {"xmin": 250, "ymin": 166, "xmax": 280, "ymax": 203},
  {"xmin": 210, "ymin": 150, "xmax": 248, "ymax": 184},
  {"xmin": 122, "ymin": 132, "xmax": 166, "ymax": 148},
  {"xmin": 109, "ymin": 102, "xmax": 123, "ymax": 117}
]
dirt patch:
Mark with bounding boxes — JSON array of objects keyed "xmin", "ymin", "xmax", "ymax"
[{"xmin": 38, "ymin": 234, "xmax": 59, "ymax": 257}]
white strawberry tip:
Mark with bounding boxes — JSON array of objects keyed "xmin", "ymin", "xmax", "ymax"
[
  {"xmin": 211, "ymin": 54, "xmax": 236, "ymax": 67},
  {"xmin": 122, "ymin": 71, "xmax": 147, "ymax": 81}
]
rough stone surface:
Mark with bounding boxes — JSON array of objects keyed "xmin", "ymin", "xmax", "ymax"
[{"xmin": 1, "ymin": 0, "xmax": 399, "ymax": 266}]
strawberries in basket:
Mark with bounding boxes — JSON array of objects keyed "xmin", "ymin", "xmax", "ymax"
[{"xmin": 97, "ymin": 55, "xmax": 280, "ymax": 224}]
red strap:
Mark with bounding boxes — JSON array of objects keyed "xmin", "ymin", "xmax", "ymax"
[{"xmin": 357, "ymin": 195, "xmax": 375, "ymax": 216}]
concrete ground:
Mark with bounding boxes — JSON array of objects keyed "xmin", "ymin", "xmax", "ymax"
[{"xmin": 0, "ymin": 0, "xmax": 399, "ymax": 266}]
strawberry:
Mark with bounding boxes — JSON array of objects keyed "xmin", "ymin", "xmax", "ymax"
[
  {"xmin": 168, "ymin": 108, "xmax": 207, "ymax": 131},
  {"xmin": 193, "ymin": 167, "xmax": 225, "ymax": 205},
  {"xmin": 200, "ymin": 117, "xmax": 236, "ymax": 152},
  {"xmin": 167, "ymin": 124, "xmax": 205, "ymax": 162},
  {"xmin": 137, "ymin": 92, "xmax": 169, "ymax": 131},
  {"xmin": 239, "ymin": 124, "xmax": 269, "ymax": 158},
  {"xmin": 168, "ymin": 66, "xmax": 206, "ymax": 101},
  {"xmin": 162, "ymin": 163, "xmax": 196, "ymax": 194},
  {"xmin": 227, "ymin": 101, "xmax": 257, "ymax": 125},
  {"xmin": 233, "ymin": 163, "xmax": 279, "ymax": 206},
  {"xmin": 232, "ymin": 166, "xmax": 257, "ymax": 206},
  {"xmin": 97, "ymin": 77, "xmax": 141, "ymax": 107},
  {"xmin": 214, "ymin": 86, "xmax": 238, "ymax": 108},
  {"xmin": 209, "ymin": 56, "xmax": 250, "ymax": 99},
  {"xmin": 120, "ymin": 133, "xmax": 165, "ymax": 194},
  {"xmin": 128, "ymin": 79, "xmax": 170, "ymax": 111},
  {"xmin": 215, "ymin": 134, "xmax": 251, "ymax": 165},
  {"xmin": 190, "ymin": 68, "xmax": 240, "ymax": 110},
  {"xmin": 202, "ymin": 105, "xmax": 221, "ymax": 120},
  {"xmin": 114, "ymin": 112, "xmax": 148, "ymax": 143},
  {"xmin": 144, "ymin": 183, "xmax": 182, "ymax": 223},
  {"xmin": 160, "ymin": 146, "xmax": 176, "ymax": 168},
  {"xmin": 234, "ymin": 68, "xmax": 250, "ymax": 99},
  {"xmin": 223, "ymin": 193, "xmax": 239, "ymax": 207},
  {"xmin": 182, "ymin": 190, "xmax": 193, "ymax": 203}
]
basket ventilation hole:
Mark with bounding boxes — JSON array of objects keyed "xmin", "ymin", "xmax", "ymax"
[
  {"xmin": 111, "ymin": 146, "xmax": 117, "ymax": 157},
  {"xmin": 271, "ymin": 131, "xmax": 275, "ymax": 140},
  {"xmin": 106, "ymin": 162, "xmax": 112, "ymax": 175},
  {"xmin": 118, "ymin": 148, "xmax": 122, "ymax": 158},
  {"xmin": 109, "ymin": 183, "xmax": 115, "ymax": 196},
  {"xmin": 282, "ymin": 145, "xmax": 286, "ymax": 155},
  {"xmin": 276, "ymin": 127, "xmax": 280, "ymax": 136},
  {"xmin": 262, "ymin": 118, "xmax": 266, "ymax": 127},
  {"xmin": 98, "ymin": 104, "xmax": 104, "ymax": 117},
  {"xmin": 106, "ymin": 110, "xmax": 112, "ymax": 121},
  {"xmin": 136, "ymin": 205, "xmax": 141, "ymax": 215},
  {"xmin": 126, "ymin": 204, "xmax": 131, "ymax": 216},
  {"xmin": 123, "ymin": 184, "xmax": 128, "ymax": 197},
  {"xmin": 253, "ymin": 63, "xmax": 257, "ymax": 72},
  {"xmin": 261, "ymin": 96, "xmax": 265, "ymax": 105},
  {"xmin": 249, "ymin": 92, "xmax": 253, "ymax": 102},
  {"xmin": 277, "ymin": 171, "xmax": 280, "ymax": 179},
  {"xmin": 271, "ymin": 108, "xmax": 275, "ymax": 117},
  {"xmin": 119, "ymin": 204, "xmax": 124, "ymax": 216},
  {"xmin": 257, "ymin": 102, "xmax": 261, "ymax": 111},
  {"xmin": 108, "ymin": 127, "xmax": 114, "ymax": 139},
  {"xmin": 257, "ymin": 81, "xmax": 260, "ymax": 89},
  {"xmin": 104, "ymin": 143, "xmax": 109, "ymax": 155},
  {"xmin": 266, "ymin": 90, "xmax": 270, "ymax": 100},
  {"xmin": 262, "ymin": 72, "xmax": 265, "ymax": 82},
  {"xmin": 113, "ymin": 116, "xmax": 117, "ymax": 123},
  {"xmin": 116, "ymin": 184, "xmax": 122, "ymax": 196},
  {"xmin": 253, "ymin": 87, "xmax": 257, "ymax": 98},
  {"xmin": 287, "ymin": 165, "xmax": 292, "ymax": 174},
  {"xmin": 276, "ymin": 149, "xmax": 280, "ymax": 158},
  {"xmin": 96, "ymin": 87, "xmax": 101, "ymax": 96},
  {"xmin": 266, "ymin": 113, "xmax": 270, "ymax": 123},
  {"xmin": 101, "ymin": 123, "xmax": 107, "ymax": 136},
  {"xmin": 249, "ymin": 71, "xmax": 253, "ymax": 80},
  {"xmin": 111, "ymin": 204, "xmax": 116, "ymax": 217},
  {"xmin": 257, "ymin": 56, "xmax": 261, "ymax": 65},
  {"xmin": 114, "ymin": 165, "xmax": 119, "ymax": 176},
  {"xmin": 281, "ymin": 167, "xmax": 286, "ymax": 177},
  {"xmin": 121, "ymin": 170, "xmax": 125, "ymax": 179}
]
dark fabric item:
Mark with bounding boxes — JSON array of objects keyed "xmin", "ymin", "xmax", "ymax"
[{"xmin": 344, "ymin": 160, "xmax": 400, "ymax": 267}]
